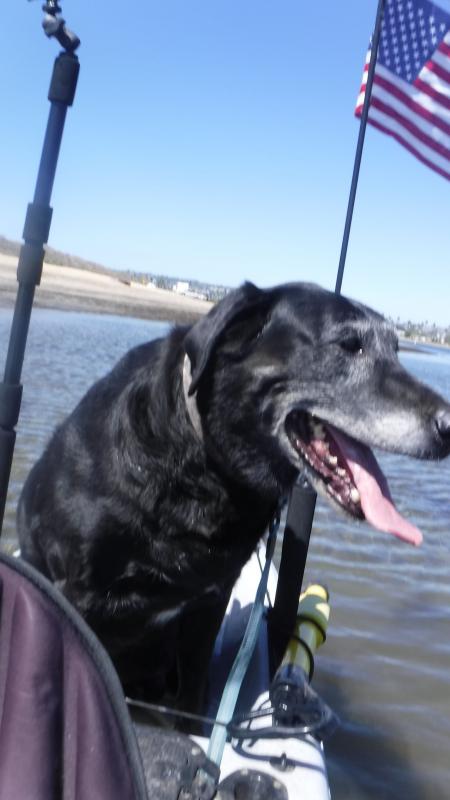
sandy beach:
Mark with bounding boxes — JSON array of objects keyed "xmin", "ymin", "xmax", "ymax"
[{"xmin": 0, "ymin": 253, "xmax": 212, "ymax": 324}]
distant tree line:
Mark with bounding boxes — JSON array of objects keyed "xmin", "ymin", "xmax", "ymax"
[{"xmin": 393, "ymin": 317, "xmax": 450, "ymax": 346}]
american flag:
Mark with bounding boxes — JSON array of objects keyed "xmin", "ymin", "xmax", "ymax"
[{"xmin": 356, "ymin": 0, "xmax": 450, "ymax": 181}]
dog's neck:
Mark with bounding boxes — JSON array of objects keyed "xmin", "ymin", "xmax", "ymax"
[{"xmin": 182, "ymin": 354, "xmax": 203, "ymax": 440}]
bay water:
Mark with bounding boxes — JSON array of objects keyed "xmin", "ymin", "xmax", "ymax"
[{"xmin": 1, "ymin": 308, "xmax": 449, "ymax": 799}]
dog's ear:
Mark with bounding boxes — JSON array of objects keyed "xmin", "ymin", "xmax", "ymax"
[{"xmin": 184, "ymin": 281, "xmax": 266, "ymax": 394}]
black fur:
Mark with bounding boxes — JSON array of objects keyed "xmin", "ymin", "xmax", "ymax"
[{"xmin": 18, "ymin": 282, "xmax": 450, "ymax": 713}]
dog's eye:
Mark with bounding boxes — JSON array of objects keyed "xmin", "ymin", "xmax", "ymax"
[{"xmin": 339, "ymin": 335, "xmax": 363, "ymax": 354}]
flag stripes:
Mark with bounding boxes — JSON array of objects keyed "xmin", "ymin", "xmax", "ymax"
[{"xmin": 356, "ymin": 10, "xmax": 450, "ymax": 181}]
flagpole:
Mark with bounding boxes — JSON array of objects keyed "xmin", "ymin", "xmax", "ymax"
[
  {"xmin": 0, "ymin": 6, "xmax": 80, "ymax": 533},
  {"xmin": 269, "ymin": 0, "xmax": 387, "ymax": 671},
  {"xmin": 335, "ymin": 0, "xmax": 386, "ymax": 294}
]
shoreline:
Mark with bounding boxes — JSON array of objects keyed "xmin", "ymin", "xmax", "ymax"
[
  {"xmin": 1, "ymin": 254, "xmax": 448, "ymax": 351},
  {"xmin": 0, "ymin": 254, "xmax": 212, "ymax": 324}
]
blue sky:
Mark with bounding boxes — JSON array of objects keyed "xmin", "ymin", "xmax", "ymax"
[{"xmin": 1, "ymin": 1, "xmax": 449, "ymax": 325}]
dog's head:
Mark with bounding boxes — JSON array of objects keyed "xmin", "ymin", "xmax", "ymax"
[{"xmin": 184, "ymin": 282, "xmax": 450, "ymax": 545}]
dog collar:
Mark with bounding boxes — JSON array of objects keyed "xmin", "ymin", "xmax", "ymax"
[{"xmin": 182, "ymin": 354, "xmax": 203, "ymax": 440}]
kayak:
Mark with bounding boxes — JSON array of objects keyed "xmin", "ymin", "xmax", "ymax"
[
  {"xmin": 132, "ymin": 540, "xmax": 333, "ymax": 799},
  {"xmin": 201, "ymin": 545, "xmax": 332, "ymax": 799}
]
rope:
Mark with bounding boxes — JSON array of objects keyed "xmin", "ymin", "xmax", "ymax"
[{"xmin": 206, "ymin": 508, "xmax": 280, "ymax": 767}]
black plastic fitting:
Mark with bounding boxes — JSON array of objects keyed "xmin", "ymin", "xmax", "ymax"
[
  {"xmin": 23, "ymin": 202, "xmax": 53, "ymax": 244},
  {"xmin": 17, "ymin": 243, "xmax": 45, "ymax": 286},
  {"xmin": 48, "ymin": 52, "xmax": 80, "ymax": 106}
]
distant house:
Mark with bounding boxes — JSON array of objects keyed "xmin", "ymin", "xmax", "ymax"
[
  {"xmin": 185, "ymin": 290, "xmax": 207, "ymax": 301},
  {"xmin": 173, "ymin": 281, "xmax": 190, "ymax": 294},
  {"xmin": 172, "ymin": 280, "xmax": 207, "ymax": 301},
  {"xmin": 130, "ymin": 278, "xmax": 156, "ymax": 290}
]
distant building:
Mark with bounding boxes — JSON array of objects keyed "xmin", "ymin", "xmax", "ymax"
[
  {"xmin": 130, "ymin": 278, "xmax": 156, "ymax": 290},
  {"xmin": 173, "ymin": 281, "xmax": 190, "ymax": 294},
  {"xmin": 172, "ymin": 280, "xmax": 207, "ymax": 301},
  {"xmin": 185, "ymin": 290, "xmax": 207, "ymax": 301}
]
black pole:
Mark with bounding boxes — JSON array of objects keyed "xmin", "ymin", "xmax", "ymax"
[
  {"xmin": 335, "ymin": 0, "xmax": 386, "ymax": 295},
  {"xmin": 269, "ymin": 0, "xmax": 386, "ymax": 671},
  {"xmin": 269, "ymin": 477, "xmax": 317, "ymax": 674},
  {"xmin": 0, "ymin": 9, "xmax": 80, "ymax": 533}
]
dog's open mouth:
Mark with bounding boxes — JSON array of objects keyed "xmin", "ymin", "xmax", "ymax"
[{"xmin": 285, "ymin": 410, "xmax": 422, "ymax": 546}]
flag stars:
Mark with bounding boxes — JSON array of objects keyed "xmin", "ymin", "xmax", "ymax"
[{"xmin": 377, "ymin": 0, "xmax": 450, "ymax": 82}]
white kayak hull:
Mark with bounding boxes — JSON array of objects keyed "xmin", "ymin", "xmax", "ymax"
[{"xmin": 198, "ymin": 544, "xmax": 331, "ymax": 799}]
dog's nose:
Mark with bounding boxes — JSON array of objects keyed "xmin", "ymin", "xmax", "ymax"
[{"xmin": 435, "ymin": 408, "xmax": 450, "ymax": 446}]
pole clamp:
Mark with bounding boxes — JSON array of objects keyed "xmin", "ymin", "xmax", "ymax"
[
  {"xmin": 42, "ymin": 2, "xmax": 80, "ymax": 53},
  {"xmin": 17, "ymin": 243, "xmax": 45, "ymax": 286},
  {"xmin": 23, "ymin": 203, "xmax": 53, "ymax": 244}
]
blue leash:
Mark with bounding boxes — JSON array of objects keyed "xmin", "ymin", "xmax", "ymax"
[{"xmin": 207, "ymin": 509, "xmax": 281, "ymax": 767}]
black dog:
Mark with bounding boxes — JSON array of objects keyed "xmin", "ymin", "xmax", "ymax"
[{"xmin": 18, "ymin": 282, "xmax": 450, "ymax": 713}]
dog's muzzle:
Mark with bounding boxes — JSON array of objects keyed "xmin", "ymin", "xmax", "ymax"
[{"xmin": 284, "ymin": 410, "xmax": 423, "ymax": 547}]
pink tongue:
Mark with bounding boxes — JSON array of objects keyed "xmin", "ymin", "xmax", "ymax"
[{"xmin": 327, "ymin": 426, "xmax": 422, "ymax": 546}]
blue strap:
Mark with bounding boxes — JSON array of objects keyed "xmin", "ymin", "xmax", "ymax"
[{"xmin": 207, "ymin": 513, "xmax": 280, "ymax": 767}]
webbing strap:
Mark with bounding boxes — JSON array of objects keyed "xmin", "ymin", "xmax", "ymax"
[{"xmin": 207, "ymin": 512, "xmax": 280, "ymax": 767}]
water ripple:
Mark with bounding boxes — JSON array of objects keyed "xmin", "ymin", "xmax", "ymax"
[{"xmin": 1, "ymin": 309, "xmax": 450, "ymax": 798}]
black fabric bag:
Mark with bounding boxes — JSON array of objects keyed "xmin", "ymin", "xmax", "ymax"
[{"xmin": 0, "ymin": 552, "xmax": 149, "ymax": 800}]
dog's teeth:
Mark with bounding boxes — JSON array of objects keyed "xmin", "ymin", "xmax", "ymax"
[
  {"xmin": 327, "ymin": 455, "xmax": 338, "ymax": 466},
  {"xmin": 350, "ymin": 488, "xmax": 361, "ymax": 504},
  {"xmin": 336, "ymin": 467, "xmax": 347, "ymax": 477}
]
